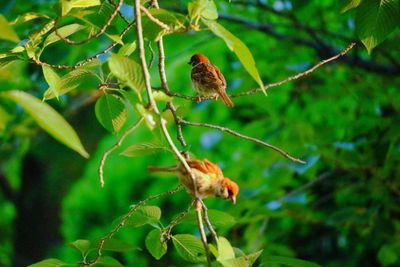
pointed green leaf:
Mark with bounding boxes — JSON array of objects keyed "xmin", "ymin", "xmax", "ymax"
[
  {"xmin": 118, "ymin": 41, "xmax": 137, "ymax": 56},
  {"xmin": 340, "ymin": 0, "xmax": 362, "ymax": 13},
  {"xmin": 355, "ymin": 0, "xmax": 398, "ymax": 53},
  {"xmin": 27, "ymin": 258, "xmax": 68, "ymax": 267},
  {"xmin": 44, "ymin": 23, "xmax": 86, "ymax": 47},
  {"xmin": 203, "ymin": 20, "xmax": 265, "ymax": 94},
  {"xmin": 62, "ymin": 0, "xmax": 101, "ymax": 16},
  {"xmin": 95, "ymin": 94, "xmax": 127, "ymax": 134},
  {"xmin": 0, "ymin": 15, "xmax": 20, "ymax": 42},
  {"xmin": 125, "ymin": 205, "xmax": 161, "ymax": 227},
  {"xmin": 42, "ymin": 66, "xmax": 61, "ymax": 99},
  {"xmin": 2, "ymin": 90, "xmax": 89, "ymax": 158},
  {"xmin": 120, "ymin": 142, "xmax": 167, "ymax": 157},
  {"xmin": 11, "ymin": 12, "xmax": 49, "ymax": 25},
  {"xmin": 264, "ymin": 255, "xmax": 321, "ymax": 267},
  {"xmin": 108, "ymin": 54, "xmax": 145, "ymax": 93},
  {"xmin": 217, "ymin": 237, "xmax": 235, "ymax": 260},
  {"xmin": 172, "ymin": 234, "xmax": 206, "ymax": 263},
  {"xmin": 69, "ymin": 239, "xmax": 91, "ymax": 255},
  {"xmin": 146, "ymin": 229, "xmax": 168, "ymax": 260}
]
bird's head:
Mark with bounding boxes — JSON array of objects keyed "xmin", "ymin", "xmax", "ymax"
[
  {"xmin": 218, "ymin": 177, "xmax": 239, "ymax": 204},
  {"xmin": 188, "ymin": 54, "xmax": 209, "ymax": 66}
]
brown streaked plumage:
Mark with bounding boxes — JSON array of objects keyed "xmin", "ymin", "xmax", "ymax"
[
  {"xmin": 189, "ymin": 54, "xmax": 234, "ymax": 107},
  {"xmin": 148, "ymin": 158, "xmax": 239, "ymax": 204}
]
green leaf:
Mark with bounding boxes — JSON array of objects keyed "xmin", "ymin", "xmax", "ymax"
[
  {"xmin": 43, "ymin": 68, "xmax": 97, "ymax": 100},
  {"xmin": 0, "ymin": 105, "xmax": 11, "ymax": 130},
  {"xmin": 203, "ymin": 20, "xmax": 265, "ymax": 95},
  {"xmin": 44, "ymin": 23, "xmax": 86, "ymax": 47},
  {"xmin": 145, "ymin": 229, "xmax": 167, "ymax": 260},
  {"xmin": 11, "ymin": 12, "xmax": 49, "ymax": 25},
  {"xmin": 142, "ymin": 8, "xmax": 186, "ymax": 41},
  {"xmin": 355, "ymin": 0, "xmax": 399, "ymax": 53},
  {"xmin": 95, "ymin": 94, "xmax": 127, "ymax": 134},
  {"xmin": 99, "ymin": 239, "xmax": 137, "ymax": 252},
  {"xmin": 172, "ymin": 234, "xmax": 206, "ymax": 263},
  {"xmin": 217, "ymin": 237, "xmax": 235, "ymax": 260},
  {"xmin": 42, "ymin": 66, "xmax": 61, "ymax": 99},
  {"xmin": 120, "ymin": 142, "xmax": 167, "ymax": 157},
  {"xmin": 2, "ymin": 90, "xmax": 89, "ymax": 158},
  {"xmin": 108, "ymin": 54, "xmax": 145, "ymax": 93},
  {"xmin": 264, "ymin": 255, "xmax": 321, "ymax": 267},
  {"xmin": 152, "ymin": 90, "xmax": 172, "ymax": 102},
  {"xmin": 27, "ymin": 258, "xmax": 68, "ymax": 267},
  {"xmin": 118, "ymin": 41, "xmax": 137, "ymax": 57},
  {"xmin": 69, "ymin": 239, "xmax": 91, "ymax": 255},
  {"xmin": 62, "ymin": 0, "xmax": 101, "ymax": 16},
  {"xmin": 188, "ymin": 0, "xmax": 218, "ymax": 21},
  {"xmin": 220, "ymin": 250, "xmax": 263, "ymax": 267},
  {"xmin": 0, "ymin": 15, "xmax": 20, "ymax": 42},
  {"xmin": 125, "ymin": 205, "xmax": 161, "ymax": 227},
  {"xmin": 340, "ymin": 0, "xmax": 362, "ymax": 13}
]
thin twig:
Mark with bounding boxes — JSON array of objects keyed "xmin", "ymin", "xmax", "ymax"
[
  {"xmin": 33, "ymin": 21, "xmax": 136, "ymax": 69},
  {"xmin": 199, "ymin": 199, "xmax": 218, "ymax": 244},
  {"xmin": 163, "ymin": 42, "xmax": 356, "ymax": 101},
  {"xmin": 82, "ymin": 185, "xmax": 183, "ymax": 266},
  {"xmin": 54, "ymin": 0, "xmax": 124, "ymax": 45},
  {"xmin": 196, "ymin": 200, "xmax": 212, "ymax": 267},
  {"xmin": 167, "ymin": 102, "xmax": 187, "ymax": 147},
  {"xmin": 232, "ymin": 42, "xmax": 357, "ymax": 97},
  {"xmin": 99, "ymin": 117, "xmax": 144, "ymax": 187},
  {"xmin": 140, "ymin": 5, "xmax": 170, "ymax": 30},
  {"xmin": 180, "ymin": 119, "xmax": 306, "ymax": 164}
]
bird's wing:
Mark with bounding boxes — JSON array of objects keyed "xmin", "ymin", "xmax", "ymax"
[
  {"xmin": 192, "ymin": 63, "xmax": 226, "ymax": 89},
  {"xmin": 212, "ymin": 64, "xmax": 227, "ymax": 88}
]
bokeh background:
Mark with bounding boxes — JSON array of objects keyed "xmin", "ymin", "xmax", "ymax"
[{"xmin": 0, "ymin": 0, "xmax": 399, "ymax": 266}]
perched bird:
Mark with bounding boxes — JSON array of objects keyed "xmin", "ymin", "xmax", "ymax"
[
  {"xmin": 189, "ymin": 54, "xmax": 234, "ymax": 107},
  {"xmin": 148, "ymin": 159, "xmax": 239, "ymax": 204}
]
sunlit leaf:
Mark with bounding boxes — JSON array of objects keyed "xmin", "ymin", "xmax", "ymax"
[
  {"xmin": 172, "ymin": 234, "xmax": 206, "ymax": 263},
  {"xmin": 62, "ymin": 0, "xmax": 101, "ymax": 16},
  {"xmin": 44, "ymin": 24, "xmax": 86, "ymax": 47},
  {"xmin": 108, "ymin": 53, "xmax": 145, "ymax": 93},
  {"xmin": 2, "ymin": 90, "xmax": 89, "ymax": 158},
  {"xmin": 11, "ymin": 12, "xmax": 49, "ymax": 25},
  {"xmin": 0, "ymin": 15, "xmax": 20, "ymax": 42},
  {"xmin": 142, "ymin": 8, "xmax": 186, "ymax": 41},
  {"xmin": 146, "ymin": 229, "xmax": 167, "ymax": 260},
  {"xmin": 203, "ymin": 20, "xmax": 265, "ymax": 94},
  {"xmin": 355, "ymin": 0, "xmax": 398, "ymax": 53},
  {"xmin": 217, "ymin": 237, "xmax": 235, "ymax": 260},
  {"xmin": 42, "ymin": 66, "xmax": 61, "ymax": 99},
  {"xmin": 95, "ymin": 94, "xmax": 127, "ymax": 134},
  {"xmin": 69, "ymin": 239, "xmax": 91, "ymax": 255},
  {"xmin": 188, "ymin": 0, "xmax": 218, "ymax": 21},
  {"xmin": 118, "ymin": 41, "xmax": 137, "ymax": 57}
]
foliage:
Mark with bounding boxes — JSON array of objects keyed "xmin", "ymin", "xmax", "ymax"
[{"xmin": 0, "ymin": 0, "xmax": 399, "ymax": 267}]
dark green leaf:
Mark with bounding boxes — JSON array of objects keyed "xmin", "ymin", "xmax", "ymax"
[
  {"xmin": 95, "ymin": 94, "xmax": 127, "ymax": 134},
  {"xmin": 99, "ymin": 239, "xmax": 137, "ymax": 252},
  {"xmin": 145, "ymin": 229, "xmax": 167, "ymax": 260},
  {"xmin": 203, "ymin": 20, "xmax": 265, "ymax": 94},
  {"xmin": 2, "ymin": 90, "xmax": 89, "ymax": 158},
  {"xmin": 172, "ymin": 234, "xmax": 206, "ymax": 263},
  {"xmin": 96, "ymin": 256, "xmax": 124, "ymax": 267},
  {"xmin": 355, "ymin": 0, "xmax": 398, "ymax": 53},
  {"xmin": 378, "ymin": 244, "xmax": 399, "ymax": 266}
]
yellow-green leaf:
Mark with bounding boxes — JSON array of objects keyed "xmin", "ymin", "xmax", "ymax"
[
  {"xmin": 108, "ymin": 54, "xmax": 145, "ymax": 93},
  {"xmin": 0, "ymin": 15, "xmax": 20, "ymax": 43},
  {"xmin": 203, "ymin": 19, "xmax": 265, "ymax": 95},
  {"xmin": 62, "ymin": 0, "xmax": 101, "ymax": 16},
  {"xmin": 2, "ymin": 90, "xmax": 89, "ymax": 158}
]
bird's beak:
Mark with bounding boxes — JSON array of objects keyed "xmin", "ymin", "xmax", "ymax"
[{"xmin": 231, "ymin": 196, "xmax": 236, "ymax": 205}]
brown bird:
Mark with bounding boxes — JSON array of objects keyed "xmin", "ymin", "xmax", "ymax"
[
  {"xmin": 189, "ymin": 54, "xmax": 234, "ymax": 107},
  {"xmin": 148, "ymin": 159, "xmax": 239, "ymax": 204}
]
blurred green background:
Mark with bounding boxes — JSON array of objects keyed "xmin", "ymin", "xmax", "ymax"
[{"xmin": 0, "ymin": 0, "xmax": 399, "ymax": 266}]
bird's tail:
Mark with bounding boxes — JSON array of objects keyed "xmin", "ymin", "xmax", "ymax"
[
  {"xmin": 219, "ymin": 91, "xmax": 234, "ymax": 107},
  {"xmin": 148, "ymin": 166, "xmax": 178, "ymax": 173}
]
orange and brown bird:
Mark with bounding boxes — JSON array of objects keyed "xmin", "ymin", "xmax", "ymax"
[
  {"xmin": 189, "ymin": 54, "xmax": 234, "ymax": 107},
  {"xmin": 148, "ymin": 159, "xmax": 239, "ymax": 204}
]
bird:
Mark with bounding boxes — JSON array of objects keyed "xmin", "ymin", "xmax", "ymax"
[
  {"xmin": 148, "ymin": 159, "xmax": 239, "ymax": 204},
  {"xmin": 189, "ymin": 54, "xmax": 234, "ymax": 107}
]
